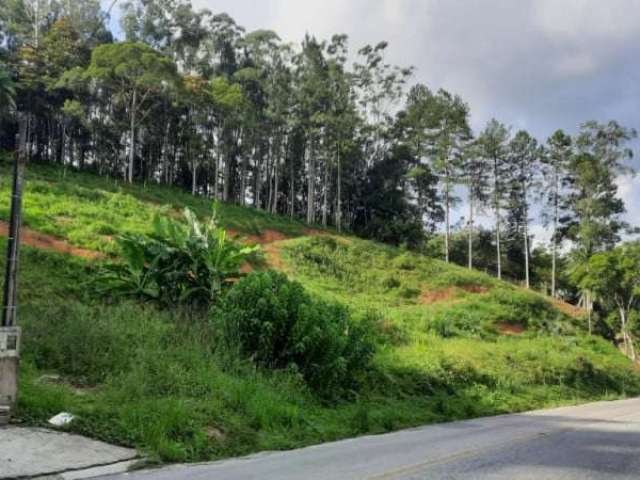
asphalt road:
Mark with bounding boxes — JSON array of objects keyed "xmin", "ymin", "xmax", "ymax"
[{"xmin": 100, "ymin": 397, "xmax": 640, "ymax": 480}]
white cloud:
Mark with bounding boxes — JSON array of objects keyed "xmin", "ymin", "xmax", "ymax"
[{"xmin": 532, "ymin": 0, "xmax": 640, "ymax": 41}]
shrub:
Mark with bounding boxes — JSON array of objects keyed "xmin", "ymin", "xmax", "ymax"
[
  {"xmin": 216, "ymin": 271, "xmax": 375, "ymax": 398},
  {"xmin": 99, "ymin": 207, "xmax": 258, "ymax": 307}
]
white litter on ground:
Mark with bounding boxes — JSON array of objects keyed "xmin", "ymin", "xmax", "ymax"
[{"xmin": 48, "ymin": 412, "xmax": 76, "ymax": 427}]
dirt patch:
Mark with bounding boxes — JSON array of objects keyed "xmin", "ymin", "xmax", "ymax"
[
  {"xmin": 552, "ymin": 298, "xmax": 585, "ymax": 319},
  {"xmin": 0, "ymin": 220, "xmax": 104, "ymax": 260},
  {"xmin": 497, "ymin": 323, "xmax": 526, "ymax": 335},
  {"xmin": 228, "ymin": 228, "xmax": 289, "ymax": 245},
  {"xmin": 205, "ymin": 426, "xmax": 226, "ymax": 442},
  {"xmin": 263, "ymin": 243, "xmax": 289, "ymax": 271},
  {"xmin": 239, "ymin": 262, "xmax": 253, "ymax": 274},
  {"xmin": 420, "ymin": 287, "xmax": 457, "ymax": 304},
  {"xmin": 461, "ymin": 284, "xmax": 489, "ymax": 294},
  {"xmin": 304, "ymin": 228, "xmax": 324, "ymax": 236}
]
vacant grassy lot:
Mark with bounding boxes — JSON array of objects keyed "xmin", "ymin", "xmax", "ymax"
[{"xmin": 2, "ymin": 162, "xmax": 639, "ymax": 463}]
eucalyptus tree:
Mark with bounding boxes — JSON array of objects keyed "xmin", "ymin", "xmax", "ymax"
[
  {"xmin": 478, "ymin": 119, "xmax": 510, "ymax": 279},
  {"xmin": 353, "ymin": 41, "xmax": 413, "ymax": 167},
  {"xmin": 209, "ymin": 75, "xmax": 247, "ymax": 201},
  {"xmin": 543, "ymin": 129, "xmax": 573, "ymax": 297},
  {"xmin": 293, "ymin": 35, "xmax": 330, "ymax": 225},
  {"xmin": 239, "ymin": 29, "xmax": 290, "ymax": 212},
  {"xmin": 506, "ymin": 130, "xmax": 542, "ymax": 288},
  {"xmin": 462, "ymin": 139, "xmax": 489, "ymax": 269},
  {"xmin": 326, "ymin": 37, "xmax": 359, "ymax": 231},
  {"xmin": 403, "ymin": 86, "xmax": 470, "ymax": 262},
  {"xmin": 86, "ymin": 42, "xmax": 180, "ymax": 183}
]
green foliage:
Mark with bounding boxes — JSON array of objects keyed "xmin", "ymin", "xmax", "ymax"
[
  {"xmin": 100, "ymin": 207, "xmax": 258, "ymax": 307},
  {"xmin": 0, "ymin": 162, "xmax": 312, "ymax": 254},
  {"xmin": 0, "ymin": 66, "xmax": 16, "ymax": 111},
  {"xmin": 3, "ymin": 166, "xmax": 640, "ymax": 465},
  {"xmin": 217, "ymin": 271, "xmax": 375, "ymax": 398}
]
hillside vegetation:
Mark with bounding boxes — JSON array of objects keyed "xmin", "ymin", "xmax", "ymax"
[{"xmin": 2, "ymin": 162, "xmax": 640, "ymax": 463}]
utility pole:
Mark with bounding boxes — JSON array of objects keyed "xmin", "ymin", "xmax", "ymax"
[{"xmin": 0, "ymin": 117, "xmax": 27, "ymax": 425}]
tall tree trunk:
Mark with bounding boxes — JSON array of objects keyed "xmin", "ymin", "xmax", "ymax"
[
  {"xmin": 272, "ymin": 136, "xmax": 282, "ymax": 215},
  {"xmin": 494, "ymin": 156, "xmax": 501, "ymax": 280},
  {"xmin": 551, "ymin": 168, "xmax": 559, "ymax": 297},
  {"xmin": 214, "ymin": 139, "xmax": 220, "ymax": 200},
  {"xmin": 191, "ymin": 158, "xmax": 197, "ymax": 196},
  {"xmin": 523, "ymin": 183, "xmax": 530, "ymax": 289},
  {"xmin": 128, "ymin": 89, "xmax": 137, "ymax": 183},
  {"xmin": 523, "ymin": 207, "xmax": 530, "ymax": 289},
  {"xmin": 306, "ymin": 137, "xmax": 315, "ymax": 225},
  {"xmin": 322, "ymin": 158, "xmax": 328, "ymax": 227},
  {"xmin": 336, "ymin": 141, "xmax": 342, "ymax": 232},
  {"xmin": 619, "ymin": 307, "xmax": 635, "ymax": 360},
  {"xmin": 266, "ymin": 138, "xmax": 273, "ymax": 211},
  {"xmin": 240, "ymin": 153, "xmax": 247, "ymax": 206},
  {"xmin": 468, "ymin": 190, "xmax": 474, "ymax": 269},
  {"xmin": 290, "ymin": 144, "xmax": 296, "ymax": 219},
  {"xmin": 586, "ymin": 290, "xmax": 593, "ymax": 335},
  {"xmin": 444, "ymin": 164, "xmax": 450, "ymax": 263}
]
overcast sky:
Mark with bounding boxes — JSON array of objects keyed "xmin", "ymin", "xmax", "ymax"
[{"xmin": 111, "ymin": 0, "xmax": 640, "ymax": 241}]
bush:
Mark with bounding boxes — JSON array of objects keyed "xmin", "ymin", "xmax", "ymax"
[
  {"xmin": 216, "ymin": 271, "xmax": 375, "ymax": 398},
  {"xmin": 99, "ymin": 207, "xmax": 258, "ymax": 307}
]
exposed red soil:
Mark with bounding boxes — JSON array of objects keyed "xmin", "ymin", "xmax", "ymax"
[
  {"xmin": 419, "ymin": 284, "xmax": 490, "ymax": 305},
  {"xmin": 228, "ymin": 229, "xmax": 293, "ymax": 273},
  {"xmin": 552, "ymin": 298, "xmax": 586, "ymax": 319},
  {"xmin": 227, "ymin": 228, "xmax": 289, "ymax": 245},
  {"xmin": 420, "ymin": 287, "xmax": 457, "ymax": 304},
  {"xmin": 0, "ymin": 220, "xmax": 104, "ymax": 260},
  {"xmin": 263, "ymin": 243, "xmax": 288, "ymax": 271},
  {"xmin": 461, "ymin": 284, "xmax": 489, "ymax": 294},
  {"xmin": 497, "ymin": 323, "xmax": 526, "ymax": 335}
]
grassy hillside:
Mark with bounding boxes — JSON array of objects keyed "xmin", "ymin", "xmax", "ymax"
[{"xmin": 2, "ymin": 160, "xmax": 640, "ymax": 463}]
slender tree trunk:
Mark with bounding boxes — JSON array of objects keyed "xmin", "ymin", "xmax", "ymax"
[
  {"xmin": 128, "ymin": 90, "xmax": 137, "ymax": 183},
  {"xmin": 444, "ymin": 164, "xmax": 450, "ymax": 263},
  {"xmin": 468, "ymin": 190, "xmax": 474, "ymax": 269},
  {"xmin": 586, "ymin": 291, "xmax": 593, "ymax": 335},
  {"xmin": 290, "ymin": 144, "xmax": 296, "ymax": 219},
  {"xmin": 223, "ymin": 148, "xmax": 230, "ymax": 202},
  {"xmin": 240, "ymin": 153, "xmax": 247, "ymax": 206},
  {"xmin": 214, "ymin": 137, "xmax": 220, "ymax": 200},
  {"xmin": 551, "ymin": 169, "xmax": 559, "ymax": 297},
  {"xmin": 191, "ymin": 158, "xmax": 197, "ymax": 195},
  {"xmin": 272, "ymin": 135, "xmax": 282, "ymax": 215},
  {"xmin": 266, "ymin": 138, "xmax": 273, "ymax": 211},
  {"xmin": 322, "ymin": 158, "xmax": 328, "ymax": 227},
  {"xmin": 523, "ymin": 184, "xmax": 530, "ymax": 289},
  {"xmin": 619, "ymin": 307, "xmax": 635, "ymax": 360},
  {"xmin": 523, "ymin": 210, "xmax": 530, "ymax": 289},
  {"xmin": 336, "ymin": 141, "xmax": 342, "ymax": 232},
  {"xmin": 494, "ymin": 156, "xmax": 501, "ymax": 280},
  {"xmin": 306, "ymin": 136, "xmax": 315, "ymax": 225}
]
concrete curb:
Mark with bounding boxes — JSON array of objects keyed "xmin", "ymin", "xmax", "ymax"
[{"xmin": 0, "ymin": 426, "xmax": 138, "ymax": 479}]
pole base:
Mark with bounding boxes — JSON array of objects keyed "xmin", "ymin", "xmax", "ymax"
[{"xmin": 0, "ymin": 327, "xmax": 21, "ymax": 422}]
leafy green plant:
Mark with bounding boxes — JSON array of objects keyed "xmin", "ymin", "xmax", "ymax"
[
  {"xmin": 216, "ymin": 271, "xmax": 375, "ymax": 399},
  {"xmin": 100, "ymin": 207, "xmax": 258, "ymax": 307}
]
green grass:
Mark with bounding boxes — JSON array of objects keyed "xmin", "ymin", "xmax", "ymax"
[
  {"xmin": 2, "ymin": 161, "xmax": 639, "ymax": 463},
  {"xmin": 0, "ymin": 160, "xmax": 314, "ymax": 254}
]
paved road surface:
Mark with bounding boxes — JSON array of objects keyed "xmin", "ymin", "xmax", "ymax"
[{"xmin": 100, "ymin": 397, "xmax": 640, "ymax": 480}]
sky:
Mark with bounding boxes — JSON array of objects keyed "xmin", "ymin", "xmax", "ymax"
[{"xmin": 108, "ymin": 0, "xmax": 640, "ymax": 244}]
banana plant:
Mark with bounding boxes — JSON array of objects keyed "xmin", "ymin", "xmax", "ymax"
[{"xmin": 100, "ymin": 206, "xmax": 259, "ymax": 308}]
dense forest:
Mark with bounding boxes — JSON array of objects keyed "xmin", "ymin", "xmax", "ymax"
[{"xmin": 0, "ymin": 1, "xmax": 637, "ymax": 302}]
